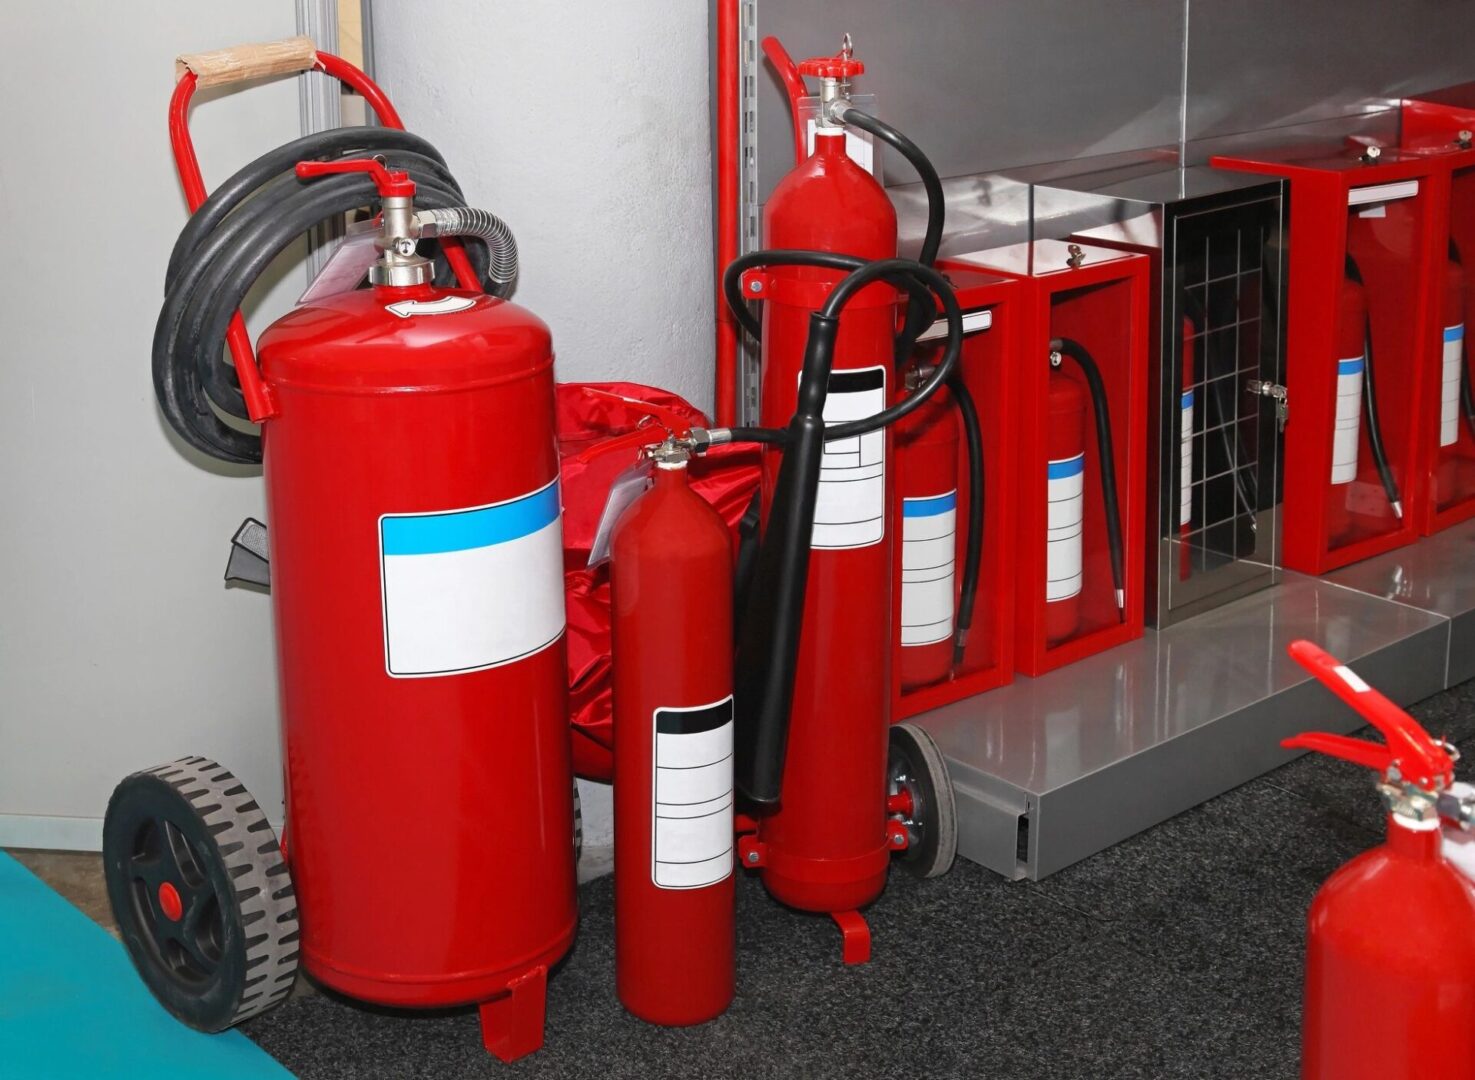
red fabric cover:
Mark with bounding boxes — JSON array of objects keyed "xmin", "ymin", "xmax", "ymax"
[{"xmin": 557, "ymin": 382, "xmax": 760, "ymax": 781}]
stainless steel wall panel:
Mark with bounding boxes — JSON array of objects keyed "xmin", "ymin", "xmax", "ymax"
[
  {"xmin": 755, "ymin": 0, "xmax": 1187, "ymax": 200},
  {"xmin": 1184, "ymin": 0, "xmax": 1475, "ymax": 142}
]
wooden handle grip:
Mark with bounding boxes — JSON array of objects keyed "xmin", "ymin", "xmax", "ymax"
[{"xmin": 175, "ymin": 36, "xmax": 318, "ymax": 88}]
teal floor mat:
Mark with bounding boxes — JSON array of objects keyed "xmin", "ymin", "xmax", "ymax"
[{"xmin": 0, "ymin": 851, "xmax": 291, "ymax": 1078}]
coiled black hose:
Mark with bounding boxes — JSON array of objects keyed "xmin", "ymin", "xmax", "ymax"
[
  {"xmin": 1343, "ymin": 255, "xmax": 1403, "ymax": 517},
  {"xmin": 156, "ymin": 128, "xmax": 502, "ymax": 465},
  {"xmin": 1049, "ymin": 338, "xmax": 1127, "ymax": 621}
]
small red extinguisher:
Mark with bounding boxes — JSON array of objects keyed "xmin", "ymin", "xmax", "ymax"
[
  {"xmin": 611, "ymin": 435, "xmax": 736, "ymax": 1026},
  {"xmin": 1282, "ymin": 639, "xmax": 1475, "ymax": 1079}
]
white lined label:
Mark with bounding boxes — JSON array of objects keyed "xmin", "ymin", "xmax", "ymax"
[
  {"xmin": 901, "ymin": 490, "xmax": 956, "ymax": 647},
  {"xmin": 652, "ymin": 697, "xmax": 734, "ymax": 890},
  {"xmin": 1442, "ymin": 324, "xmax": 1464, "ymax": 447},
  {"xmin": 379, "ymin": 480, "xmax": 565, "ymax": 677},
  {"xmin": 810, "ymin": 366, "xmax": 887, "ymax": 550},
  {"xmin": 1332, "ymin": 353, "xmax": 1365, "ymax": 484},
  {"xmin": 1046, "ymin": 453, "xmax": 1085, "ymax": 602},
  {"xmin": 1179, "ymin": 390, "xmax": 1195, "ymax": 527}
]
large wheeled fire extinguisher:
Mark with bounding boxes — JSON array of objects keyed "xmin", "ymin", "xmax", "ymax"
[
  {"xmin": 610, "ymin": 434, "xmax": 736, "ymax": 1026},
  {"xmin": 719, "ymin": 36, "xmax": 962, "ymax": 962},
  {"xmin": 104, "ymin": 42, "xmax": 573, "ymax": 1063},
  {"xmin": 1281, "ymin": 640, "xmax": 1475, "ymax": 1079},
  {"xmin": 1043, "ymin": 338, "xmax": 1127, "ymax": 643},
  {"xmin": 1329, "ymin": 256, "xmax": 1403, "ymax": 539}
]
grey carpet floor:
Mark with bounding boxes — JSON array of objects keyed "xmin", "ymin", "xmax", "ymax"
[{"xmin": 242, "ymin": 679, "xmax": 1475, "ymax": 1079}]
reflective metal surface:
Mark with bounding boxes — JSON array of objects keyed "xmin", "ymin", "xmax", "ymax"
[
  {"xmin": 1324, "ymin": 517, "xmax": 1475, "ymax": 683},
  {"xmin": 919, "ymin": 569, "xmax": 1453, "ymax": 878}
]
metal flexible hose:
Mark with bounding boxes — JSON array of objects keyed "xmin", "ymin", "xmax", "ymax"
[{"xmin": 419, "ymin": 207, "xmax": 518, "ymax": 287}]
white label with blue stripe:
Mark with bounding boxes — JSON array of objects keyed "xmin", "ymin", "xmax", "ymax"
[
  {"xmin": 1179, "ymin": 390, "xmax": 1195, "ymax": 527},
  {"xmin": 1047, "ymin": 453, "xmax": 1085, "ymax": 603},
  {"xmin": 1332, "ymin": 353, "xmax": 1364, "ymax": 484},
  {"xmin": 378, "ymin": 479, "xmax": 566, "ymax": 678},
  {"xmin": 1442, "ymin": 323, "xmax": 1464, "ymax": 448},
  {"xmin": 901, "ymin": 490, "xmax": 956, "ymax": 647}
]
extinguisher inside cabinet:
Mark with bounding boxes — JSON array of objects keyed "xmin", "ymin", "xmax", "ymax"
[
  {"xmin": 1211, "ymin": 143, "xmax": 1437, "ymax": 572},
  {"xmin": 892, "ymin": 269, "xmax": 1019, "ymax": 721},
  {"xmin": 941, "ymin": 242, "xmax": 1148, "ymax": 677}
]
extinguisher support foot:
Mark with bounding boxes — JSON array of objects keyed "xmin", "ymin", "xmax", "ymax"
[
  {"xmin": 479, "ymin": 964, "xmax": 547, "ymax": 1062},
  {"xmin": 830, "ymin": 909, "xmax": 872, "ymax": 966}
]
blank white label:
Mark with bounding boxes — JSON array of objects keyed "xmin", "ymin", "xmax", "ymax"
[
  {"xmin": 653, "ymin": 697, "xmax": 734, "ymax": 890},
  {"xmin": 1179, "ymin": 391, "xmax": 1195, "ymax": 527},
  {"xmin": 379, "ymin": 480, "xmax": 565, "ymax": 677},
  {"xmin": 901, "ymin": 491, "xmax": 956, "ymax": 646},
  {"xmin": 809, "ymin": 366, "xmax": 887, "ymax": 550},
  {"xmin": 1442, "ymin": 324, "xmax": 1464, "ymax": 448},
  {"xmin": 1046, "ymin": 453, "xmax": 1085, "ymax": 602},
  {"xmin": 1331, "ymin": 353, "xmax": 1364, "ymax": 485}
]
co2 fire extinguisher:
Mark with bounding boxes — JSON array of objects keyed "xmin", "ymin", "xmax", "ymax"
[
  {"xmin": 1044, "ymin": 338, "xmax": 1126, "ymax": 644},
  {"xmin": 611, "ymin": 436, "xmax": 736, "ymax": 1027},
  {"xmin": 1281, "ymin": 640, "xmax": 1475, "ymax": 1079},
  {"xmin": 720, "ymin": 34, "xmax": 963, "ymax": 956},
  {"xmin": 1330, "ymin": 256, "xmax": 1402, "ymax": 537}
]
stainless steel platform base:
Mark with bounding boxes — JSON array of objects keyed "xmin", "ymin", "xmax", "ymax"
[{"xmin": 916, "ymin": 520, "xmax": 1475, "ymax": 880}]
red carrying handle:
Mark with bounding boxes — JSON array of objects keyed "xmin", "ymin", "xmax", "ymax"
[
  {"xmin": 1281, "ymin": 639, "xmax": 1453, "ymax": 790},
  {"xmin": 166, "ymin": 48, "xmax": 479, "ymax": 422},
  {"xmin": 761, "ymin": 36, "xmax": 808, "ymax": 169}
]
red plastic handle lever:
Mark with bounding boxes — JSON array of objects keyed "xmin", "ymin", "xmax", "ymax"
[
  {"xmin": 295, "ymin": 157, "xmax": 415, "ymax": 198},
  {"xmin": 1282, "ymin": 639, "xmax": 1453, "ymax": 788},
  {"xmin": 761, "ymin": 36, "xmax": 808, "ymax": 168},
  {"xmin": 573, "ymin": 388, "xmax": 695, "ymax": 465}
]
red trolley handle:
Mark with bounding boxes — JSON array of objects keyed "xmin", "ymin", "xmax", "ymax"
[
  {"xmin": 167, "ymin": 38, "xmax": 479, "ymax": 422},
  {"xmin": 1281, "ymin": 639, "xmax": 1454, "ymax": 790},
  {"xmin": 761, "ymin": 36, "xmax": 808, "ymax": 169}
]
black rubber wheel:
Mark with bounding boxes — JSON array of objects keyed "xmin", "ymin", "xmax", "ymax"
[
  {"xmin": 103, "ymin": 757, "xmax": 299, "ymax": 1031},
  {"xmin": 888, "ymin": 723, "xmax": 958, "ymax": 878},
  {"xmin": 573, "ymin": 778, "xmax": 584, "ymax": 865}
]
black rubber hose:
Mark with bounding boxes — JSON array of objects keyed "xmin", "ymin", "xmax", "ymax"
[
  {"xmin": 720, "ymin": 251, "xmax": 962, "ymax": 438},
  {"xmin": 1049, "ymin": 337, "xmax": 1127, "ymax": 620},
  {"xmin": 735, "ymin": 259, "xmax": 962, "ymax": 804},
  {"xmin": 1344, "ymin": 255, "xmax": 1403, "ymax": 517},
  {"xmin": 948, "ymin": 374, "xmax": 984, "ymax": 667},
  {"xmin": 837, "ymin": 107, "xmax": 945, "ymax": 366},
  {"xmin": 157, "ymin": 128, "xmax": 497, "ymax": 463}
]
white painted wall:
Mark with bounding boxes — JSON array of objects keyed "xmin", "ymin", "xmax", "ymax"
[
  {"xmin": 372, "ymin": 2, "xmax": 715, "ymax": 848},
  {"xmin": 0, "ymin": 2, "xmax": 304, "ymax": 847}
]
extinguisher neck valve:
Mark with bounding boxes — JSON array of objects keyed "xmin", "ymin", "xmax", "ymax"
[
  {"xmin": 643, "ymin": 437, "xmax": 693, "ymax": 469},
  {"xmin": 372, "ymin": 193, "xmax": 433, "ymax": 287}
]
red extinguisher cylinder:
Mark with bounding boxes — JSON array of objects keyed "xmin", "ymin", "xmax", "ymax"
[
  {"xmin": 1327, "ymin": 277, "xmax": 1368, "ymax": 541},
  {"xmin": 611, "ymin": 457, "xmax": 736, "ymax": 1026},
  {"xmin": 1045, "ymin": 365, "xmax": 1088, "ymax": 644},
  {"xmin": 753, "ymin": 127, "xmax": 898, "ymax": 914},
  {"xmin": 256, "ymin": 281, "xmax": 577, "ymax": 1012},
  {"xmin": 897, "ymin": 383, "xmax": 959, "ymax": 690}
]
